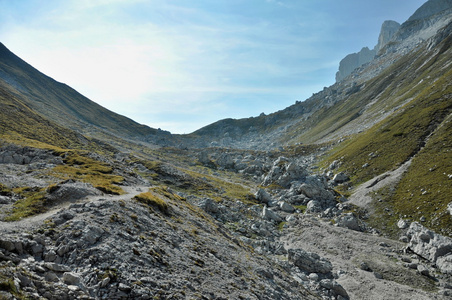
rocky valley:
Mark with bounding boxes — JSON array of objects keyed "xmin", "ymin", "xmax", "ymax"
[{"xmin": 1, "ymin": 1, "xmax": 452, "ymax": 299}]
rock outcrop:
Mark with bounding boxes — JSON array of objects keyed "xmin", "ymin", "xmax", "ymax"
[
  {"xmin": 407, "ymin": 222, "xmax": 452, "ymax": 274},
  {"xmin": 335, "ymin": 47, "xmax": 376, "ymax": 82},
  {"xmin": 375, "ymin": 20, "xmax": 401, "ymax": 53},
  {"xmin": 336, "ymin": 0, "xmax": 452, "ymax": 82}
]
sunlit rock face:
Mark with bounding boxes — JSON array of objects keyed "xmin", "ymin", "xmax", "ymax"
[
  {"xmin": 375, "ymin": 20, "xmax": 401, "ymax": 53},
  {"xmin": 335, "ymin": 47, "xmax": 376, "ymax": 82}
]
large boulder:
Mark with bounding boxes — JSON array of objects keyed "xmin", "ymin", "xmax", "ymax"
[
  {"xmin": 198, "ymin": 198, "xmax": 219, "ymax": 214},
  {"xmin": 335, "ymin": 213, "xmax": 361, "ymax": 231},
  {"xmin": 255, "ymin": 189, "xmax": 272, "ymax": 204},
  {"xmin": 261, "ymin": 157, "xmax": 308, "ymax": 188},
  {"xmin": 332, "ymin": 172, "xmax": 349, "ymax": 184},
  {"xmin": 47, "ymin": 180, "xmax": 101, "ymax": 204},
  {"xmin": 216, "ymin": 153, "xmax": 235, "ymax": 169},
  {"xmin": 306, "ymin": 200, "xmax": 323, "ymax": 214},
  {"xmin": 262, "ymin": 206, "xmax": 283, "ymax": 223},
  {"xmin": 407, "ymin": 222, "xmax": 452, "ymax": 274},
  {"xmin": 288, "ymin": 248, "xmax": 333, "ymax": 274},
  {"xmin": 279, "ymin": 201, "xmax": 295, "ymax": 213}
]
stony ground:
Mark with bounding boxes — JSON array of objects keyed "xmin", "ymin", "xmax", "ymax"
[{"xmin": 0, "ymin": 145, "xmax": 451, "ymax": 299}]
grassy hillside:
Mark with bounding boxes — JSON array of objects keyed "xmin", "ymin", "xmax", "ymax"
[
  {"xmin": 0, "ymin": 81, "xmax": 86, "ymax": 149},
  {"xmin": 321, "ymin": 32, "xmax": 452, "ymax": 237},
  {"xmin": 0, "ymin": 42, "xmax": 162, "ymax": 142}
]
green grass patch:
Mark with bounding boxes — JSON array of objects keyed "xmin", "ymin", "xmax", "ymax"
[
  {"xmin": 150, "ymin": 186, "xmax": 185, "ymax": 202},
  {"xmin": 49, "ymin": 150, "xmax": 124, "ymax": 195},
  {"xmin": 325, "ymin": 70, "xmax": 452, "ymax": 186},
  {"xmin": 277, "ymin": 221, "xmax": 287, "ymax": 231},
  {"xmin": 0, "ymin": 183, "xmax": 12, "ymax": 196},
  {"xmin": 5, "ymin": 187, "xmax": 47, "ymax": 221},
  {"xmin": 134, "ymin": 190, "xmax": 169, "ymax": 214},
  {"xmin": 293, "ymin": 205, "xmax": 307, "ymax": 213},
  {"xmin": 386, "ymin": 114, "xmax": 452, "ymax": 237},
  {"xmin": 183, "ymin": 168, "xmax": 256, "ymax": 205}
]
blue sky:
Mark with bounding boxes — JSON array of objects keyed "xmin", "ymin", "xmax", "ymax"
[{"xmin": 0, "ymin": 0, "xmax": 427, "ymax": 133}]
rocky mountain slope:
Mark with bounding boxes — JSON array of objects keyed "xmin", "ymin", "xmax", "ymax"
[
  {"xmin": 183, "ymin": 0, "xmax": 452, "ymax": 149},
  {"xmin": 0, "ymin": 43, "xmax": 173, "ymax": 148},
  {"xmin": 0, "ymin": 0, "xmax": 451, "ymax": 299}
]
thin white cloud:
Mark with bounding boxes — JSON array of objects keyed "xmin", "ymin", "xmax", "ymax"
[{"xmin": 0, "ymin": 0, "xmax": 367, "ymax": 133}]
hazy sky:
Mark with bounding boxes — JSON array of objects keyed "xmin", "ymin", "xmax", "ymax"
[{"xmin": 0, "ymin": 0, "xmax": 427, "ymax": 134}]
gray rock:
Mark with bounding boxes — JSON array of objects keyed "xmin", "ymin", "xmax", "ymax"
[
  {"xmin": 399, "ymin": 236, "xmax": 409, "ymax": 243},
  {"xmin": 407, "ymin": 222, "xmax": 452, "ymax": 274},
  {"xmin": 44, "ymin": 262, "xmax": 71, "ymax": 272},
  {"xmin": 336, "ymin": 47, "xmax": 376, "ymax": 82},
  {"xmin": 279, "ymin": 201, "xmax": 295, "ymax": 213},
  {"xmin": 335, "ymin": 213, "xmax": 361, "ymax": 231},
  {"xmin": 298, "ymin": 176, "xmax": 334, "ymax": 202},
  {"xmin": 375, "ymin": 20, "xmax": 401, "ymax": 53},
  {"xmin": 0, "ymin": 240, "xmax": 16, "ymax": 252},
  {"xmin": 397, "ymin": 219, "xmax": 409, "ymax": 229},
  {"xmin": 308, "ymin": 273, "xmax": 319, "ymax": 281},
  {"xmin": 44, "ymin": 271, "xmax": 59, "ymax": 282},
  {"xmin": 255, "ymin": 189, "xmax": 272, "ymax": 204},
  {"xmin": 47, "ymin": 181, "xmax": 101, "ymax": 204},
  {"xmin": 329, "ymin": 160, "xmax": 340, "ymax": 170},
  {"xmin": 198, "ymin": 198, "xmax": 218, "ymax": 213},
  {"xmin": 262, "ymin": 206, "xmax": 282, "ymax": 223},
  {"xmin": 118, "ymin": 283, "xmax": 132, "ymax": 292},
  {"xmin": 331, "ymin": 281, "xmax": 349, "ymax": 297},
  {"xmin": 57, "ymin": 245, "xmax": 70, "ymax": 257},
  {"xmin": 360, "ymin": 262, "xmax": 371, "ymax": 272},
  {"xmin": 63, "ymin": 272, "xmax": 81, "ymax": 285},
  {"xmin": 81, "ymin": 225, "xmax": 104, "ymax": 245},
  {"xmin": 100, "ymin": 277, "xmax": 110, "ymax": 288},
  {"xmin": 374, "ymin": 272, "xmax": 383, "ymax": 279},
  {"xmin": 0, "ymin": 196, "xmax": 10, "ymax": 204},
  {"xmin": 30, "ymin": 241, "xmax": 44, "ymax": 256},
  {"xmin": 417, "ymin": 265, "xmax": 430, "ymax": 276},
  {"xmin": 288, "ymin": 248, "xmax": 333, "ymax": 274},
  {"xmin": 262, "ymin": 158, "xmax": 308, "ymax": 188},
  {"xmin": 44, "ymin": 250, "xmax": 57, "ymax": 262},
  {"xmin": 436, "ymin": 254, "xmax": 452, "ymax": 275},
  {"xmin": 408, "ymin": 263, "xmax": 419, "ymax": 269},
  {"xmin": 332, "ymin": 172, "xmax": 349, "ymax": 184},
  {"xmin": 306, "ymin": 200, "xmax": 322, "ymax": 214},
  {"xmin": 447, "ymin": 202, "xmax": 452, "ymax": 216}
]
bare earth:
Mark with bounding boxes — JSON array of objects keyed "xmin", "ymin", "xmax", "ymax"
[{"xmin": 282, "ymin": 214, "xmax": 443, "ymax": 300}]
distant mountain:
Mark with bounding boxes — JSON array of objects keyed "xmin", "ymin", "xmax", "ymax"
[
  {"xmin": 183, "ymin": 0, "xmax": 452, "ymax": 150},
  {"xmin": 0, "ymin": 43, "xmax": 173, "ymax": 147},
  {"xmin": 0, "ymin": 2, "xmax": 451, "ymax": 298}
]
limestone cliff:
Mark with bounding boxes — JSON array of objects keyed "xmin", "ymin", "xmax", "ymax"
[
  {"xmin": 335, "ymin": 47, "xmax": 375, "ymax": 82},
  {"xmin": 375, "ymin": 20, "xmax": 401, "ymax": 53}
]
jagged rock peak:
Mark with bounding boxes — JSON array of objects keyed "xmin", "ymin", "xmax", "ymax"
[
  {"xmin": 335, "ymin": 47, "xmax": 376, "ymax": 82},
  {"xmin": 407, "ymin": 0, "xmax": 452, "ymax": 22},
  {"xmin": 375, "ymin": 20, "xmax": 401, "ymax": 53}
]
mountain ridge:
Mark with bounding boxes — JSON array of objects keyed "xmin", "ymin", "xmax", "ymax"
[
  {"xmin": 182, "ymin": 0, "xmax": 452, "ymax": 150},
  {"xmin": 0, "ymin": 42, "xmax": 174, "ymax": 148},
  {"xmin": 0, "ymin": 1, "xmax": 451, "ymax": 299}
]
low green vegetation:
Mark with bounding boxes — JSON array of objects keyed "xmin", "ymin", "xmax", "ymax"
[
  {"xmin": 322, "ymin": 47, "xmax": 452, "ymax": 237},
  {"xmin": 326, "ymin": 80, "xmax": 452, "ymax": 186},
  {"xmin": 0, "ymin": 271, "xmax": 26, "ymax": 299},
  {"xmin": 388, "ymin": 114, "xmax": 452, "ymax": 237},
  {"xmin": 0, "ymin": 183, "xmax": 11, "ymax": 196},
  {"xmin": 49, "ymin": 150, "xmax": 124, "ymax": 195},
  {"xmin": 134, "ymin": 190, "xmax": 169, "ymax": 214},
  {"xmin": 5, "ymin": 187, "xmax": 47, "ymax": 221},
  {"xmin": 183, "ymin": 168, "xmax": 256, "ymax": 205}
]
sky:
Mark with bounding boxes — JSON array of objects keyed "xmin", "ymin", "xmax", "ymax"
[{"xmin": 0, "ymin": 0, "xmax": 427, "ymax": 134}]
